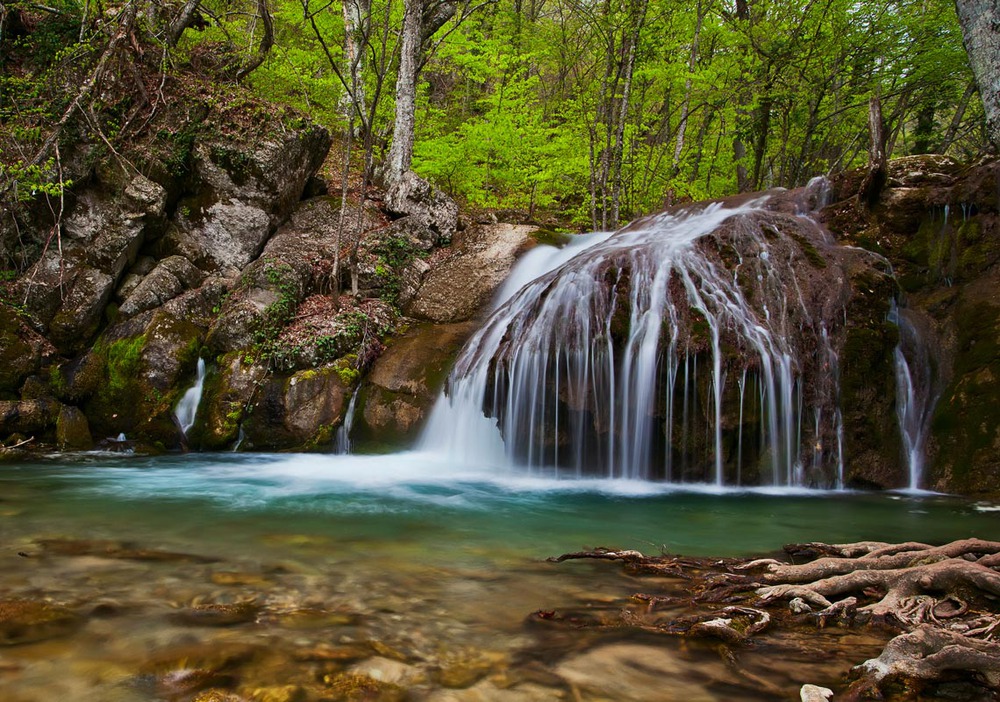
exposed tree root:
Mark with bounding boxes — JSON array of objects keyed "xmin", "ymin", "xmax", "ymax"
[{"xmin": 546, "ymin": 538, "xmax": 1000, "ymax": 699}]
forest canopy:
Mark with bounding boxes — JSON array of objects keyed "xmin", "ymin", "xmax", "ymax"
[{"xmin": 0, "ymin": 0, "xmax": 990, "ymax": 231}]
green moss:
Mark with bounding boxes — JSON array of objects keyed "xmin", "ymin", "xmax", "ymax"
[
  {"xmin": 789, "ymin": 232, "xmax": 826, "ymax": 268},
  {"xmin": 931, "ymin": 300, "xmax": 1000, "ymax": 488},
  {"xmin": 103, "ymin": 336, "xmax": 146, "ymax": 394}
]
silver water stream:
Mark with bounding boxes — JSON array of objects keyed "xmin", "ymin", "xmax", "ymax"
[
  {"xmin": 175, "ymin": 358, "xmax": 206, "ymax": 437},
  {"xmin": 335, "ymin": 386, "xmax": 361, "ymax": 454},
  {"xmin": 890, "ymin": 304, "xmax": 939, "ymax": 490}
]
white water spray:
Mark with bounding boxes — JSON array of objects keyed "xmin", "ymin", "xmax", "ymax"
[{"xmin": 175, "ymin": 358, "xmax": 206, "ymax": 437}]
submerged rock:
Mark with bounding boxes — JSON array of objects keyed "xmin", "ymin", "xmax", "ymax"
[
  {"xmin": 555, "ymin": 643, "xmax": 719, "ymax": 701},
  {"xmin": 0, "ymin": 599, "xmax": 83, "ymax": 645}
]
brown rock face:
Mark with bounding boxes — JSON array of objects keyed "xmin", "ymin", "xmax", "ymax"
[{"xmin": 356, "ymin": 322, "xmax": 476, "ymax": 448}]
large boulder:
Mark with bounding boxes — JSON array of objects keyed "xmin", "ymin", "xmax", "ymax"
[
  {"xmin": 356, "ymin": 322, "xmax": 476, "ymax": 448},
  {"xmin": 406, "ymin": 223, "xmax": 538, "ymax": 323}
]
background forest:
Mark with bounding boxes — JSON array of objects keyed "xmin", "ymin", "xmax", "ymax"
[{"xmin": 0, "ymin": 0, "xmax": 990, "ymax": 234}]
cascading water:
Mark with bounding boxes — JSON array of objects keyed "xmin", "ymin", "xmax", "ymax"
[
  {"xmin": 335, "ymin": 387, "xmax": 361, "ymax": 455},
  {"xmin": 422, "ymin": 193, "xmax": 860, "ymax": 487},
  {"xmin": 175, "ymin": 358, "xmax": 206, "ymax": 437},
  {"xmin": 889, "ymin": 304, "xmax": 939, "ymax": 491}
]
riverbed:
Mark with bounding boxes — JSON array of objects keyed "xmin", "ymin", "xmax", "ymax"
[{"xmin": 1, "ymin": 451, "xmax": 998, "ymax": 701}]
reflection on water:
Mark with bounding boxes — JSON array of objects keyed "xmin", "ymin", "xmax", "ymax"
[{"xmin": 0, "ymin": 452, "xmax": 997, "ymax": 701}]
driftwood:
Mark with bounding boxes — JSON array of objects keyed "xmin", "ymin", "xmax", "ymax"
[{"xmin": 546, "ymin": 538, "xmax": 1000, "ymax": 699}]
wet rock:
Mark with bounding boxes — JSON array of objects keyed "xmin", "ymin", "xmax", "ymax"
[
  {"xmin": 246, "ymin": 686, "xmax": 306, "ymax": 702},
  {"xmin": 142, "ymin": 642, "xmax": 266, "ymax": 683},
  {"xmin": 293, "ymin": 644, "xmax": 373, "ymax": 663},
  {"xmin": 37, "ymin": 538, "xmax": 217, "ymax": 563},
  {"xmin": 119, "ymin": 255, "xmax": 204, "ymax": 318},
  {"xmin": 435, "ymin": 650, "xmax": 504, "ymax": 689},
  {"xmin": 0, "ymin": 599, "xmax": 84, "ymax": 645},
  {"xmin": 426, "ymin": 681, "xmax": 565, "ymax": 701},
  {"xmin": 210, "ymin": 571, "xmax": 272, "ymax": 587},
  {"xmin": 198, "ymin": 353, "xmax": 266, "ymax": 450},
  {"xmin": 357, "ymin": 322, "xmax": 475, "ymax": 447},
  {"xmin": 170, "ymin": 601, "xmax": 261, "ymax": 627},
  {"xmin": 55, "ymin": 404, "xmax": 92, "ymax": 450},
  {"xmin": 271, "ymin": 607, "xmax": 361, "ymax": 630},
  {"xmin": 151, "ymin": 669, "xmax": 238, "ymax": 700},
  {"xmin": 407, "ymin": 223, "xmax": 538, "ymax": 323},
  {"xmin": 385, "ymin": 170, "xmax": 459, "ymax": 245},
  {"xmin": 0, "ymin": 304, "xmax": 45, "ymax": 395},
  {"xmin": 46, "ymin": 263, "xmax": 116, "ymax": 352},
  {"xmin": 0, "ymin": 398, "xmax": 60, "ymax": 438},
  {"xmin": 193, "ymin": 690, "xmax": 248, "ymax": 702},
  {"xmin": 169, "ymin": 201, "xmax": 272, "ymax": 272},
  {"xmin": 237, "ymin": 366, "xmax": 351, "ymax": 451},
  {"xmin": 124, "ymin": 173, "xmax": 168, "ymax": 218},
  {"xmin": 800, "ymin": 684, "xmax": 834, "ymax": 701}
]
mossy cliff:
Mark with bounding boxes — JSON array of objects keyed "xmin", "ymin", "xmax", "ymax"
[{"xmin": 825, "ymin": 156, "xmax": 1000, "ymax": 496}]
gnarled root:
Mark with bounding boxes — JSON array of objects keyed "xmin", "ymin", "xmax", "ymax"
[{"xmin": 847, "ymin": 625, "xmax": 1000, "ymax": 696}]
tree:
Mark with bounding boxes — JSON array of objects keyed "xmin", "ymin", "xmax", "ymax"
[{"xmin": 955, "ymin": 0, "xmax": 1000, "ymax": 148}]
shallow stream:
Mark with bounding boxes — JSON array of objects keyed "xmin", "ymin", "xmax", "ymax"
[{"xmin": 2, "ymin": 452, "xmax": 998, "ymax": 701}]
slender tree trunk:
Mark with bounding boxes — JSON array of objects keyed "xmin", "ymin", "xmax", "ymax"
[
  {"xmin": 955, "ymin": 0, "xmax": 1000, "ymax": 148},
  {"xmin": 167, "ymin": 0, "xmax": 202, "ymax": 46},
  {"xmin": 673, "ymin": 0, "xmax": 706, "ymax": 170},
  {"xmin": 341, "ymin": 0, "xmax": 371, "ymax": 129},
  {"xmin": 940, "ymin": 80, "xmax": 977, "ymax": 152},
  {"xmin": 609, "ymin": 0, "xmax": 648, "ymax": 225},
  {"xmin": 233, "ymin": 0, "xmax": 274, "ymax": 80}
]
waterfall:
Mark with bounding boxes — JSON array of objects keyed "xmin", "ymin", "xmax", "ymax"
[
  {"xmin": 335, "ymin": 387, "xmax": 361, "ymax": 455},
  {"xmin": 422, "ymin": 195, "xmax": 852, "ymax": 486},
  {"xmin": 175, "ymin": 358, "xmax": 206, "ymax": 437},
  {"xmin": 890, "ymin": 304, "xmax": 939, "ymax": 490}
]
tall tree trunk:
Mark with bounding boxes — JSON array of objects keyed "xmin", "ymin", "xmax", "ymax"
[
  {"xmin": 860, "ymin": 95, "xmax": 887, "ymax": 207},
  {"xmin": 955, "ymin": 0, "xmax": 1000, "ymax": 148},
  {"xmin": 385, "ymin": 0, "xmax": 423, "ymax": 188}
]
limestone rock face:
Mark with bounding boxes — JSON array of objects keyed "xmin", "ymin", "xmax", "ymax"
[
  {"xmin": 407, "ymin": 224, "xmax": 538, "ymax": 323},
  {"xmin": 384, "ymin": 170, "xmax": 459, "ymax": 244}
]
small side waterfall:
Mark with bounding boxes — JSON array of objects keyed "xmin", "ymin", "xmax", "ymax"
[
  {"xmin": 890, "ymin": 304, "xmax": 939, "ymax": 490},
  {"xmin": 422, "ymin": 193, "xmax": 868, "ymax": 487},
  {"xmin": 175, "ymin": 358, "xmax": 206, "ymax": 437},
  {"xmin": 335, "ymin": 387, "xmax": 360, "ymax": 454}
]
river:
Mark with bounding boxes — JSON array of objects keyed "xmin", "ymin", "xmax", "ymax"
[{"xmin": 1, "ymin": 451, "xmax": 998, "ymax": 700}]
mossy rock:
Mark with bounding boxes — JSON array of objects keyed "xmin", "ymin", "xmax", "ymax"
[
  {"xmin": 0, "ymin": 303, "xmax": 40, "ymax": 397},
  {"xmin": 929, "ymin": 296, "xmax": 1000, "ymax": 494}
]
